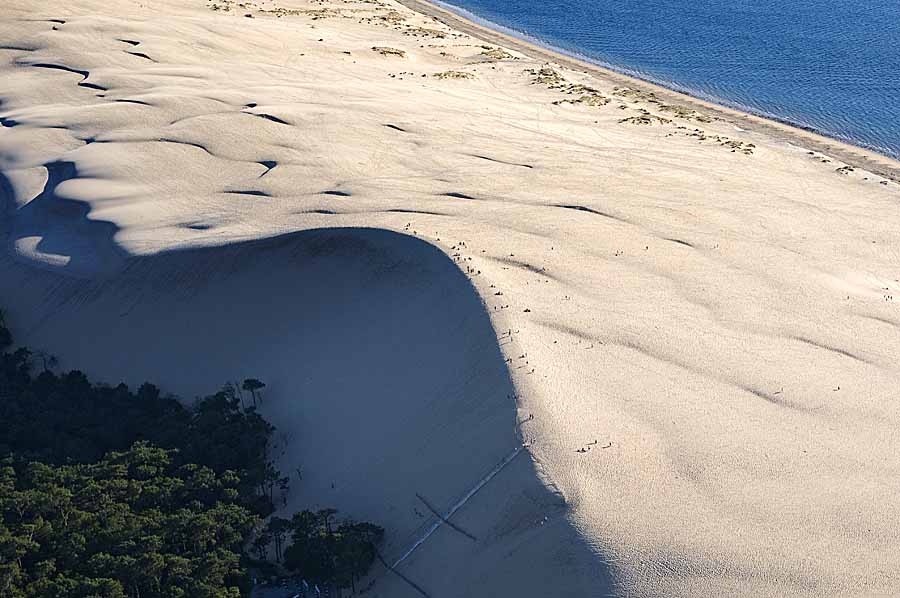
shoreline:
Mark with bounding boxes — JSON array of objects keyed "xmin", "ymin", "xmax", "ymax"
[{"xmin": 396, "ymin": 0, "xmax": 900, "ymax": 183}]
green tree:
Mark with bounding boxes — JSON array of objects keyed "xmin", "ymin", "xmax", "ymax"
[
  {"xmin": 282, "ymin": 510, "xmax": 383, "ymax": 593},
  {"xmin": 0, "ymin": 443, "xmax": 257, "ymax": 597},
  {"xmin": 241, "ymin": 379, "xmax": 265, "ymax": 408},
  {"xmin": 0, "ymin": 308, "xmax": 383, "ymax": 596},
  {"xmin": 264, "ymin": 517, "xmax": 292, "ymax": 563}
]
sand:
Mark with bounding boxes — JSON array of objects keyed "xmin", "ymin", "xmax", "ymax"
[{"xmin": 1, "ymin": 0, "xmax": 899, "ymax": 596}]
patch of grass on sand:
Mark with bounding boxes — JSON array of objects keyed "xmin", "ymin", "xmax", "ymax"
[
  {"xmin": 619, "ymin": 109, "xmax": 672, "ymax": 125},
  {"xmin": 372, "ymin": 46, "xmax": 406, "ymax": 57},
  {"xmin": 613, "ymin": 86, "xmax": 660, "ymax": 103},
  {"xmin": 722, "ymin": 139, "xmax": 755, "ymax": 154},
  {"xmin": 669, "ymin": 127, "xmax": 756, "ymax": 154},
  {"xmin": 403, "ymin": 26, "xmax": 447, "ymax": 39},
  {"xmin": 526, "ymin": 66, "xmax": 566, "ymax": 87},
  {"xmin": 554, "ymin": 93, "xmax": 610, "ymax": 107},
  {"xmin": 360, "ymin": 9, "xmax": 406, "ymax": 28},
  {"xmin": 434, "ymin": 70, "xmax": 475, "ymax": 80},
  {"xmin": 613, "ymin": 87, "xmax": 715, "ymax": 122},
  {"xmin": 377, "ymin": 9, "xmax": 405, "ymax": 23},
  {"xmin": 255, "ymin": 5, "xmax": 343, "ymax": 19},
  {"xmin": 481, "ymin": 46, "xmax": 513, "ymax": 60},
  {"xmin": 658, "ymin": 104, "xmax": 715, "ymax": 123},
  {"xmin": 527, "ymin": 67, "xmax": 610, "ymax": 107}
]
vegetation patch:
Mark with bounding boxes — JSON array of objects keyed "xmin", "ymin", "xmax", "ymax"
[
  {"xmin": 0, "ymin": 309, "xmax": 383, "ymax": 597},
  {"xmin": 374, "ymin": 9, "xmax": 405, "ymax": 24},
  {"xmin": 254, "ymin": 5, "xmax": 344, "ymax": 19},
  {"xmin": 554, "ymin": 94, "xmax": 610, "ymax": 107},
  {"xmin": 480, "ymin": 46, "xmax": 513, "ymax": 60},
  {"xmin": 527, "ymin": 67, "xmax": 610, "ymax": 109},
  {"xmin": 359, "ymin": 9, "xmax": 406, "ymax": 29},
  {"xmin": 668, "ymin": 126, "xmax": 756, "ymax": 154},
  {"xmin": 403, "ymin": 26, "xmax": 447, "ymax": 39},
  {"xmin": 372, "ymin": 46, "xmax": 406, "ymax": 57},
  {"xmin": 658, "ymin": 103, "xmax": 715, "ymax": 123},
  {"xmin": 434, "ymin": 70, "xmax": 475, "ymax": 80},
  {"xmin": 612, "ymin": 86, "xmax": 660, "ymax": 103},
  {"xmin": 619, "ymin": 109, "xmax": 672, "ymax": 125},
  {"xmin": 526, "ymin": 66, "xmax": 566, "ymax": 87}
]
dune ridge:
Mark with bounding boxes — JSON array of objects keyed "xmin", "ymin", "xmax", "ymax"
[{"xmin": 2, "ymin": 0, "xmax": 900, "ymax": 596}]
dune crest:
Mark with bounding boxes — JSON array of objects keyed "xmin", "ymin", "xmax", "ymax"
[{"xmin": 2, "ymin": 0, "xmax": 900, "ymax": 596}]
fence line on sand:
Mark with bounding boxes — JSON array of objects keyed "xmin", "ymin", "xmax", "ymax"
[{"xmin": 390, "ymin": 444, "xmax": 527, "ymax": 570}]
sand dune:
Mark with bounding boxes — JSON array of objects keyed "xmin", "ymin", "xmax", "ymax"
[
  {"xmin": 2, "ymin": 0, "xmax": 900, "ymax": 596},
  {"xmin": 0, "ymin": 227, "xmax": 611, "ymax": 596}
]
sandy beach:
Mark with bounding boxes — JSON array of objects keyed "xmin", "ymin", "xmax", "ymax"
[
  {"xmin": 397, "ymin": 0, "xmax": 900, "ymax": 185},
  {"xmin": 2, "ymin": 0, "xmax": 900, "ymax": 596}
]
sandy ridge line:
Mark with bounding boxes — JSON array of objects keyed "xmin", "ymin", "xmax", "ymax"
[{"xmin": 394, "ymin": 0, "xmax": 900, "ymax": 183}]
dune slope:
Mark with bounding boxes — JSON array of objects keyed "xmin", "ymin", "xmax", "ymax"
[
  {"xmin": 0, "ymin": 226, "xmax": 611, "ymax": 596},
  {"xmin": 2, "ymin": 0, "xmax": 900, "ymax": 596}
]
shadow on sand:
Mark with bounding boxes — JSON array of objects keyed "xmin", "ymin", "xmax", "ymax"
[
  {"xmin": 2, "ymin": 162, "xmax": 126, "ymax": 276},
  {"xmin": 0, "ymin": 173, "xmax": 614, "ymax": 596}
]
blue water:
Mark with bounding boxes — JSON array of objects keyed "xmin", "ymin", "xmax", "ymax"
[{"xmin": 434, "ymin": 0, "xmax": 900, "ymax": 159}]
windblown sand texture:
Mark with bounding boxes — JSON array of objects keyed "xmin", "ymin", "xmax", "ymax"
[{"xmin": 2, "ymin": 0, "xmax": 900, "ymax": 596}]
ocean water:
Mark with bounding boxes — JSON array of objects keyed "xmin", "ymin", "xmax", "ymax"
[{"xmin": 433, "ymin": 0, "xmax": 900, "ymax": 159}]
